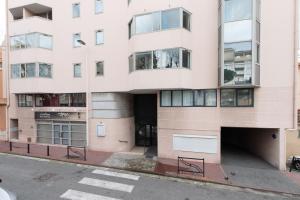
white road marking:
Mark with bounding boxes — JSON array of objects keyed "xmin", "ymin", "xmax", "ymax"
[
  {"xmin": 92, "ymin": 169, "xmax": 140, "ymax": 181},
  {"xmin": 79, "ymin": 177, "xmax": 135, "ymax": 193},
  {"xmin": 60, "ymin": 189, "xmax": 121, "ymax": 200}
]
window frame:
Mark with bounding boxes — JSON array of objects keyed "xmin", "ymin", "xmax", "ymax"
[
  {"xmin": 73, "ymin": 63, "xmax": 82, "ymax": 78},
  {"xmin": 95, "ymin": 61, "xmax": 104, "ymax": 76},
  {"xmin": 95, "ymin": 30, "xmax": 104, "ymax": 45},
  {"xmin": 73, "ymin": 33, "xmax": 81, "ymax": 48},
  {"xmin": 95, "ymin": 0, "xmax": 104, "ymax": 14},
  {"xmin": 160, "ymin": 89, "xmax": 217, "ymax": 108},
  {"xmin": 72, "ymin": 3, "xmax": 81, "ymax": 18},
  {"xmin": 18, "ymin": 94, "xmax": 34, "ymax": 107},
  {"xmin": 220, "ymin": 88, "xmax": 254, "ymax": 107}
]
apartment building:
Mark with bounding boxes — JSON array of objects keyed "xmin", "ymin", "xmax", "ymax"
[
  {"xmin": 5, "ymin": 0, "xmax": 298, "ymax": 170},
  {"xmin": 0, "ymin": 47, "xmax": 6, "ymax": 139}
]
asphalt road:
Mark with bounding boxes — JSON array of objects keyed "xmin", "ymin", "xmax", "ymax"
[{"xmin": 0, "ymin": 153, "xmax": 298, "ymax": 200}]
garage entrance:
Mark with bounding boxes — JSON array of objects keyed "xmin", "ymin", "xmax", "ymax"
[{"xmin": 221, "ymin": 127, "xmax": 280, "ymax": 169}]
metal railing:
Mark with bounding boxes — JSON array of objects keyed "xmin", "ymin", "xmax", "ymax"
[
  {"xmin": 67, "ymin": 146, "xmax": 87, "ymax": 161},
  {"xmin": 177, "ymin": 156, "xmax": 205, "ymax": 177}
]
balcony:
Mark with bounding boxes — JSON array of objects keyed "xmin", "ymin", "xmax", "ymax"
[{"xmin": 10, "ymin": 3, "xmax": 52, "ymax": 21}]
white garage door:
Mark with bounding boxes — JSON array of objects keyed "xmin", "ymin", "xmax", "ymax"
[{"xmin": 173, "ymin": 134, "xmax": 217, "ymax": 154}]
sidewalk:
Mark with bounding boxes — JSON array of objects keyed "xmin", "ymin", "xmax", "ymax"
[{"xmin": 0, "ymin": 140, "xmax": 300, "ymax": 195}]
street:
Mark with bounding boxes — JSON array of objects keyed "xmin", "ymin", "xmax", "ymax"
[{"xmin": 0, "ymin": 154, "xmax": 297, "ymax": 200}]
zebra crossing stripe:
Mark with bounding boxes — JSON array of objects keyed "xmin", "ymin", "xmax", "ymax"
[
  {"xmin": 60, "ymin": 189, "xmax": 122, "ymax": 200},
  {"xmin": 79, "ymin": 177, "xmax": 135, "ymax": 193},
  {"xmin": 92, "ymin": 169, "xmax": 140, "ymax": 181}
]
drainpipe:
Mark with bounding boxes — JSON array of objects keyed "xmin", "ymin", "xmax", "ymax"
[
  {"xmin": 5, "ymin": 0, "xmax": 10, "ymax": 141},
  {"xmin": 293, "ymin": 0, "xmax": 299, "ymax": 130}
]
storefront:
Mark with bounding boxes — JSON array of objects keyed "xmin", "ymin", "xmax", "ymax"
[{"xmin": 35, "ymin": 112, "xmax": 86, "ymax": 147}]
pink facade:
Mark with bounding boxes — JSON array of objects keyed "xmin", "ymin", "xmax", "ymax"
[{"xmin": 5, "ymin": 0, "xmax": 299, "ymax": 170}]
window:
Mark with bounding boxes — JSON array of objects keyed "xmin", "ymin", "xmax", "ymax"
[
  {"xmin": 161, "ymin": 90, "xmax": 217, "ymax": 107},
  {"xmin": 221, "ymin": 88, "xmax": 254, "ymax": 107},
  {"xmin": 183, "ymin": 90, "xmax": 193, "ymax": 106},
  {"xmin": 39, "ymin": 33, "xmax": 53, "ymax": 49},
  {"xmin": 162, "ymin": 9, "xmax": 180, "ymax": 30},
  {"xmin": 161, "ymin": 91, "xmax": 172, "ymax": 107},
  {"xmin": 10, "ymin": 33, "xmax": 53, "ymax": 50},
  {"xmin": 183, "ymin": 10, "xmax": 191, "ymax": 30},
  {"xmin": 11, "ymin": 63, "xmax": 52, "ymax": 79},
  {"xmin": 18, "ymin": 95, "xmax": 33, "ymax": 107},
  {"xmin": 130, "ymin": 8, "xmax": 191, "ymax": 37},
  {"xmin": 95, "ymin": 0, "xmax": 103, "ymax": 14},
  {"xmin": 135, "ymin": 52, "xmax": 152, "ymax": 70},
  {"xmin": 172, "ymin": 91, "xmax": 183, "ymax": 106},
  {"xmin": 71, "ymin": 93, "xmax": 86, "ymax": 107},
  {"xmin": 96, "ymin": 61, "xmax": 104, "ymax": 76},
  {"xmin": 130, "ymin": 48, "xmax": 190, "ymax": 72},
  {"xmin": 96, "ymin": 30, "xmax": 104, "ymax": 45},
  {"xmin": 35, "ymin": 93, "xmax": 86, "ymax": 107},
  {"xmin": 73, "ymin": 3, "xmax": 80, "ymax": 18},
  {"xmin": 224, "ymin": 0, "xmax": 252, "ymax": 22},
  {"xmin": 73, "ymin": 63, "xmax": 81, "ymax": 77},
  {"xmin": 73, "ymin": 33, "xmax": 81, "ymax": 47},
  {"xmin": 39, "ymin": 63, "xmax": 52, "ymax": 78}
]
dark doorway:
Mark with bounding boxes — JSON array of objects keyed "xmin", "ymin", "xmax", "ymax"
[{"xmin": 134, "ymin": 94, "xmax": 157, "ymax": 154}]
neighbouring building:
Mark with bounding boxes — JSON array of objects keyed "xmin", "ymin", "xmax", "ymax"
[
  {"xmin": 0, "ymin": 47, "xmax": 6, "ymax": 139},
  {"xmin": 5, "ymin": 0, "xmax": 298, "ymax": 170}
]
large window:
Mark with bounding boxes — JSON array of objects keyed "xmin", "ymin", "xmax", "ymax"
[
  {"xmin": 160, "ymin": 90, "xmax": 217, "ymax": 107},
  {"xmin": 11, "ymin": 63, "xmax": 52, "ymax": 79},
  {"xmin": 95, "ymin": 30, "xmax": 104, "ymax": 45},
  {"xmin": 72, "ymin": 3, "xmax": 80, "ymax": 18},
  {"xmin": 95, "ymin": 0, "xmax": 103, "ymax": 14},
  {"xmin": 130, "ymin": 48, "xmax": 191, "ymax": 72},
  {"xmin": 18, "ymin": 95, "xmax": 33, "ymax": 107},
  {"xmin": 221, "ymin": 88, "xmax": 253, "ymax": 107},
  {"xmin": 129, "ymin": 8, "xmax": 191, "ymax": 38},
  {"xmin": 10, "ymin": 33, "xmax": 53, "ymax": 50},
  {"xmin": 35, "ymin": 93, "xmax": 86, "ymax": 107},
  {"xmin": 224, "ymin": 0, "xmax": 252, "ymax": 22}
]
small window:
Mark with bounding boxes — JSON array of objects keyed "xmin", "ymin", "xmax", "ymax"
[
  {"xmin": 161, "ymin": 91, "xmax": 171, "ymax": 107},
  {"xmin": 205, "ymin": 90, "xmax": 217, "ymax": 107},
  {"xmin": 96, "ymin": 61, "xmax": 104, "ymax": 76},
  {"xmin": 95, "ymin": 0, "xmax": 103, "ymax": 14},
  {"xmin": 237, "ymin": 89, "xmax": 253, "ymax": 107},
  {"xmin": 73, "ymin": 3, "xmax": 80, "ymax": 18},
  {"xmin": 73, "ymin": 63, "xmax": 81, "ymax": 77},
  {"xmin": 135, "ymin": 52, "xmax": 152, "ymax": 70},
  {"xmin": 182, "ymin": 49, "xmax": 191, "ymax": 68},
  {"xmin": 25, "ymin": 63, "xmax": 36, "ymax": 78},
  {"xmin": 39, "ymin": 63, "xmax": 52, "ymax": 78},
  {"xmin": 172, "ymin": 91, "xmax": 182, "ymax": 106},
  {"xmin": 18, "ymin": 95, "xmax": 33, "ymax": 107},
  {"xmin": 221, "ymin": 89, "xmax": 236, "ymax": 107},
  {"xmin": 73, "ymin": 33, "xmax": 81, "ymax": 47},
  {"xmin": 183, "ymin": 90, "xmax": 193, "ymax": 106},
  {"xmin": 96, "ymin": 30, "xmax": 104, "ymax": 45}
]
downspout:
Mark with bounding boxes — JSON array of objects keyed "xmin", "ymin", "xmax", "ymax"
[{"xmin": 5, "ymin": 0, "xmax": 10, "ymax": 141}]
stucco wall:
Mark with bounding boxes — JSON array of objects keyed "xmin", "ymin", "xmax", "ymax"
[{"xmin": 286, "ymin": 129, "xmax": 300, "ymax": 159}]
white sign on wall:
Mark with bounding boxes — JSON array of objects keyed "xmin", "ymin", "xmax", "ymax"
[
  {"xmin": 96, "ymin": 123, "xmax": 106, "ymax": 137},
  {"xmin": 173, "ymin": 134, "xmax": 217, "ymax": 154}
]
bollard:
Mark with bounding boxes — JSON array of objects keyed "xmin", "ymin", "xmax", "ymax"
[
  {"xmin": 9, "ymin": 142, "xmax": 12, "ymax": 152},
  {"xmin": 27, "ymin": 144, "xmax": 30, "ymax": 154},
  {"xmin": 84, "ymin": 147, "xmax": 87, "ymax": 161},
  {"xmin": 47, "ymin": 145, "xmax": 50, "ymax": 156},
  {"xmin": 67, "ymin": 146, "xmax": 70, "ymax": 159}
]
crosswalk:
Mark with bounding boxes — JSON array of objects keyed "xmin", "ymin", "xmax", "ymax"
[{"xmin": 60, "ymin": 168, "xmax": 140, "ymax": 200}]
